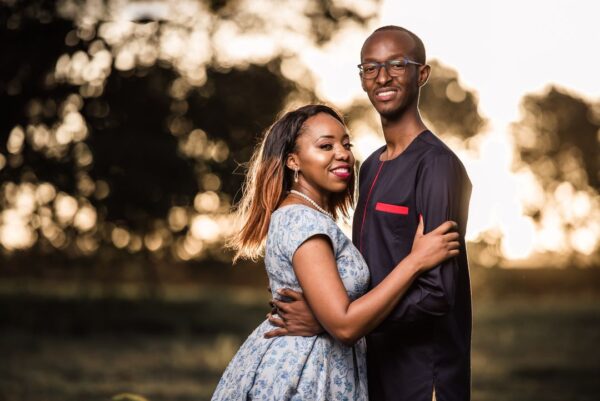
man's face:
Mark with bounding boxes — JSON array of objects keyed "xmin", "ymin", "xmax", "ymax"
[{"xmin": 360, "ymin": 30, "xmax": 428, "ymax": 119}]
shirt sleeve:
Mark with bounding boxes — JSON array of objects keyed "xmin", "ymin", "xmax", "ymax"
[
  {"xmin": 279, "ymin": 207, "xmax": 338, "ymax": 264},
  {"xmin": 385, "ymin": 150, "xmax": 471, "ymax": 324}
]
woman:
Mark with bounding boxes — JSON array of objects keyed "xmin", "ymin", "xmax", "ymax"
[{"xmin": 212, "ymin": 105, "xmax": 459, "ymax": 400}]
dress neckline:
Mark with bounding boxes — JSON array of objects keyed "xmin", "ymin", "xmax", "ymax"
[{"xmin": 274, "ymin": 203, "xmax": 323, "ymax": 215}]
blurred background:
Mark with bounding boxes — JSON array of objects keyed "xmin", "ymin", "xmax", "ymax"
[{"xmin": 1, "ymin": 0, "xmax": 599, "ymax": 400}]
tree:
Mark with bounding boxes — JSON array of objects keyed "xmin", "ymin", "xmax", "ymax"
[
  {"xmin": 511, "ymin": 86, "xmax": 600, "ymax": 259},
  {"xmin": 420, "ymin": 60, "xmax": 486, "ymax": 140},
  {"xmin": 512, "ymin": 86, "xmax": 600, "ymax": 192},
  {"xmin": 0, "ymin": 0, "xmax": 379, "ymax": 262}
]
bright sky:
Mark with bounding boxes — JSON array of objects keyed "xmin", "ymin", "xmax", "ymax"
[
  {"xmin": 299, "ymin": 0, "xmax": 600, "ymax": 260},
  {"xmin": 305, "ymin": 0, "xmax": 600, "ymax": 127},
  {"xmin": 379, "ymin": 0, "xmax": 600, "ymax": 126},
  {"xmin": 4, "ymin": 0, "xmax": 598, "ymax": 261},
  {"xmin": 378, "ymin": 0, "xmax": 600, "ymax": 259}
]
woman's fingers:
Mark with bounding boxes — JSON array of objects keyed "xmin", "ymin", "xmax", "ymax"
[
  {"xmin": 412, "ymin": 215, "xmax": 425, "ymax": 244},
  {"xmin": 448, "ymin": 241, "xmax": 460, "ymax": 250},
  {"xmin": 416, "ymin": 214, "xmax": 424, "ymax": 236},
  {"xmin": 443, "ymin": 232, "xmax": 460, "ymax": 241},
  {"xmin": 433, "ymin": 220, "xmax": 458, "ymax": 234}
]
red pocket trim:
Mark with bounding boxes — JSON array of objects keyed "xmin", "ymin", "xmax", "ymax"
[{"xmin": 375, "ymin": 202, "xmax": 409, "ymax": 215}]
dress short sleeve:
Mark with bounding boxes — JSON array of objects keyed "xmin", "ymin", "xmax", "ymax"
[{"xmin": 276, "ymin": 205, "xmax": 338, "ymax": 264}]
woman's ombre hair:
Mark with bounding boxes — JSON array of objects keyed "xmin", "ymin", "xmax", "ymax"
[{"xmin": 229, "ymin": 104, "xmax": 355, "ymax": 262}]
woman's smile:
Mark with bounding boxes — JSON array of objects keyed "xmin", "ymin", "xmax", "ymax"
[{"xmin": 331, "ymin": 164, "xmax": 352, "ymax": 180}]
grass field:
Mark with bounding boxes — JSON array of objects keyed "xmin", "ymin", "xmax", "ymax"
[{"xmin": 1, "ymin": 268, "xmax": 599, "ymax": 401}]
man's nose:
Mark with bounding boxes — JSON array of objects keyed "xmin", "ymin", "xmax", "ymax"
[{"xmin": 375, "ymin": 64, "xmax": 391, "ymax": 84}]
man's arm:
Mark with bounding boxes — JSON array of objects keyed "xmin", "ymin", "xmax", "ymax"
[
  {"xmin": 385, "ymin": 151, "xmax": 471, "ymax": 323},
  {"xmin": 264, "ymin": 288, "xmax": 323, "ymax": 338}
]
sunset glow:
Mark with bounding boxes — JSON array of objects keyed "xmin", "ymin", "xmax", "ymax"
[{"xmin": 1, "ymin": 0, "xmax": 597, "ymax": 265}]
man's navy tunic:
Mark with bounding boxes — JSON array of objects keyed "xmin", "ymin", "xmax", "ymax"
[{"xmin": 352, "ymin": 130, "xmax": 472, "ymax": 401}]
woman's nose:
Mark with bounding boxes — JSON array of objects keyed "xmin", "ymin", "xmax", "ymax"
[{"xmin": 336, "ymin": 146, "xmax": 350, "ymax": 160}]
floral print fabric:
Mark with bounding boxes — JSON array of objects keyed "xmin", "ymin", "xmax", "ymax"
[{"xmin": 212, "ymin": 205, "xmax": 370, "ymax": 400}]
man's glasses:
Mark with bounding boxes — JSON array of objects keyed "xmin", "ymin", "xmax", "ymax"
[{"xmin": 357, "ymin": 58, "xmax": 423, "ymax": 80}]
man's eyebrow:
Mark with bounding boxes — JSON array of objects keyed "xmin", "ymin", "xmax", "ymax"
[{"xmin": 361, "ymin": 54, "xmax": 407, "ymax": 62}]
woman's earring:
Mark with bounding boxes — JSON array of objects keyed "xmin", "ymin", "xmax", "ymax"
[{"xmin": 294, "ymin": 168, "xmax": 299, "ymax": 183}]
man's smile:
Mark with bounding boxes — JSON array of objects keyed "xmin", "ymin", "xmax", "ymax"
[{"xmin": 374, "ymin": 87, "xmax": 399, "ymax": 101}]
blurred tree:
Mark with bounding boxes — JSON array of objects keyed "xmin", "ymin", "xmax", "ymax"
[
  {"xmin": 420, "ymin": 60, "xmax": 486, "ymax": 140},
  {"xmin": 510, "ymin": 86, "xmax": 600, "ymax": 259},
  {"xmin": 512, "ymin": 86, "xmax": 600, "ymax": 192},
  {"xmin": 0, "ymin": 0, "xmax": 74, "ymax": 184},
  {"xmin": 88, "ymin": 66, "xmax": 197, "ymax": 225},
  {"xmin": 0, "ymin": 0, "xmax": 379, "ymax": 264}
]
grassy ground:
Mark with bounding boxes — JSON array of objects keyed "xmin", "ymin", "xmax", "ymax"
[
  {"xmin": 471, "ymin": 298, "xmax": 600, "ymax": 401},
  {"xmin": 1, "ymin": 269, "xmax": 599, "ymax": 401}
]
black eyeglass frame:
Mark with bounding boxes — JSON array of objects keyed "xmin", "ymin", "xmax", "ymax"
[{"xmin": 357, "ymin": 57, "xmax": 423, "ymax": 79}]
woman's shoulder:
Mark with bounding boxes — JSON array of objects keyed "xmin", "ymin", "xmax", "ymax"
[
  {"xmin": 272, "ymin": 204, "xmax": 334, "ymax": 228},
  {"xmin": 270, "ymin": 204, "xmax": 341, "ymax": 258}
]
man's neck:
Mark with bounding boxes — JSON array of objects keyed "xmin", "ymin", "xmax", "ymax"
[{"xmin": 379, "ymin": 108, "xmax": 428, "ymax": 161}]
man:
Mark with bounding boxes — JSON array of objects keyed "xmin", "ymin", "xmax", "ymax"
[{"xmin": 267, "ymin": 26, "xmax": 472, "ymax": 401}]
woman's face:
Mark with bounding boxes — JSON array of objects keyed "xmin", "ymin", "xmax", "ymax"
[{"xmin": 288, "ymin": 112, "xmax": 355, "ymax": 195}]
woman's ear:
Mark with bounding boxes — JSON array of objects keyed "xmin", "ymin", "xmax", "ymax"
[{"xmin": 286, "ymin": 153, "xmax": 299, "ymax": 171}]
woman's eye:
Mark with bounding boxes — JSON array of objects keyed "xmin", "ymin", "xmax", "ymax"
[
  {"xmin": 320, "ymin": 144, "xmax": 333, "ymax": 150},
  {"xmin": 344, "ymin": 143, "xmax": 353, "ymax": 149}
]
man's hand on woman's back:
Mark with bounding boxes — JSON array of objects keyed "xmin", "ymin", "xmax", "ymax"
[{"xmin": 264, "ymin": 288, "xmax": 324, "ymax": 338}]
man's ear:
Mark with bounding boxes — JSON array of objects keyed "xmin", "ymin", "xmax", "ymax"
[
  {"xmin": 286, "ymin": 153, "xmax": 299, "ymax": 171},
  {"xmin": 360, "ymin": 74, "xmax": 367, "ymax": 92},
  {"xmin": 418, "ymin": 64, "xmax": 431, "ymax": 87}
]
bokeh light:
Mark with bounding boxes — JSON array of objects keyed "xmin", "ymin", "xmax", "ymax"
[{"xmin": 1, "ymin": 0, "xmax": 598, "ymax": 267}]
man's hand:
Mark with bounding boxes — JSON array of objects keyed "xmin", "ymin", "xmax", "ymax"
[{"xmin": 264, "ymin": 288, "xmax": 324, "ymax": 338}]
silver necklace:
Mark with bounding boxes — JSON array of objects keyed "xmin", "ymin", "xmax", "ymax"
[{"xmin": 289, "ymin": 190, "xmax": 334, "ymax": 219}]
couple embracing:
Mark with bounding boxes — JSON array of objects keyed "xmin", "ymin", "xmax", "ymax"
[{"xmin": 212, "ymin": 26, "xmax": 472, "ymax": 401}]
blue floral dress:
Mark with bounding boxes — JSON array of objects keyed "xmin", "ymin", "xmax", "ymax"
[{"xmin": 212, "ymin": 205, "xmax": 370, "ymax": 400}]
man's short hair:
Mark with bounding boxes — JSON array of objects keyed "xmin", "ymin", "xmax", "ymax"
[{"xmin": 369, "ymin": 25, "xmax": 426, "ymax": 64}]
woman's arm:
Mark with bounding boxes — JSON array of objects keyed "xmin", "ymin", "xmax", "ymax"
[{"xmin": 288, "ymin": 219, "xmax": 458, "ymax": 346}]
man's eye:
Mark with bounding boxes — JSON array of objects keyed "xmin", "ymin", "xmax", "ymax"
[
  {"xmin": 344, "ymin": 143, "xmax": 353, "ymax": 150},
  {"xmin": 388, "ymin": 60, "xmax": 405, "ymax": 70},
  {"xmin": 363, "ymin": 65, "xmax": 377, "ymax": 73}
]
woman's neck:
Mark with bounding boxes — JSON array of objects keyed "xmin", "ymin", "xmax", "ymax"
[{"xmin": 290, "ymin": 183, "xmax": 329, "ymax": 209}]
